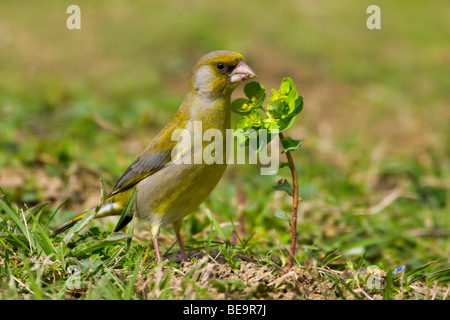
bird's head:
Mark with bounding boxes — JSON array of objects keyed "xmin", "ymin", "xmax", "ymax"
[{"xmin": 190, "ymin": 50, "xmax": 256, "ymax": 99}]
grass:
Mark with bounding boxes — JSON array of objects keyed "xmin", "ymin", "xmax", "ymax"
[{"xmin": 0, "ymin": 0, "xmax": 449, "ymax": 300}]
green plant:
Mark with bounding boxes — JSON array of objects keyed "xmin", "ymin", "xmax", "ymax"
[{"xmin": 232, "ymin": 78, "xmax": 304, "ymax": 268}]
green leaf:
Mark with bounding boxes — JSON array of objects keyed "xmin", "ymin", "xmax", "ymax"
[
  {"xmin": 268, "ymin": 77, "xmax": 296, "ymax": 102},
  {"xmin": 232, "ymin": 128, "xmax": 248, "ymax": 148},
  {"xmin": 244, "ymin": 81, "xmax": 266, "ymax": 102},
  {"xmin": 69, "ymin": 257, "xmax": 103, "ymax": 274},
  {"xmin": 293, "ymin": 95, "xmax": 304, "ymax": 115},
  {"xmin": 236, "ymin": 117, "xmax": 250, "ymax": 131},
  {"xmin": 272, "ymin": 179, "xmax": 293, "ymax": 196},
  {"xmin": 281, "ymin": 137, "xmax": 303, "ymax": 153},
  {"xmin": 70, "ymin": 232, "xmax": 133, "ymax": 256},
  {"xmin": 0, "ymin": 220, "xmax": 30, "ymax": 252},
  {"xmin": 45, "ymin": 197, "xmax": 69, "ymax": 231},
  {"xmin": 236, "ymin": 110, "xmax": 264, "ymax": 132},
  {"xmin": 280, "ymin": 79, "xmax": 291, "ymax": 96},
  {"xmin": 270, "ymin": 100, "xmax": 286, "ymax": 119},
  {"xmin": 125, "ymin": 251, "xmax": 144, "ymax": 299},
  {"xmin": 322, "ymin": 250, "xmax": 343, "ymax": 267},
  {"xmin": 231, "ymin": 82, "xmax": 266, "ymax": 116},
  {"xmin": 202, "ymin": 204, "xmax": 228, "ymax": 242},
  {"xmin": 0, "ymin": 199, "xmax": 27, "ymax": 236},
  {"xmin": 255, "ymin": 129, "xmax": 274, "ymax": 152},
  {"xmin": 62, "ymin": 207, "xmax": 100, "ymax": 245},
  {"xmin": 406, "ymin": 260, "xmax": 437, "ymax": 283},
  {"xmin": 274, "ymin": 209, "xmax": 290, "ymax": 222},
  {"xmin": 205, "ymin": 221, "xmax": 215, "ymax": 256},
  {"xmin": 285, "ymin": 90, "xmax": 299, "ymax": 113},
  {"xmin": 231, "ymin": 98, "xmax": 252, "ymax": 115},
  {"xmin": 28, "ymin": 209, "xmax": 57, "ymax": 256},
  {"xmin": 125, "ymin": 213, "xmax": 136, "ymax": 253},
  {"xmin": 276, "ymin": 114, "xmax": 297, "ymax": 132},
  {"xmin": 279, "ymin": 161, "xmax": 290, "ymax": 169},
  {"xmin": 262, "ymin": 117, "xmax": 278, "ymax": 131},
  {"xmin": 281, "ymin": 77, "xmax": 296, "ymax": 95},
  {"xmin": 0, "ymin": 199, "xmax": 36, "ymax": 250},
  {"xmin": 248, "ymin": 110, "xmax": 264, "ymax": 127}
]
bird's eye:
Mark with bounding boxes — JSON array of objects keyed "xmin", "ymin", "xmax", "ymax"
[{"xmin": 216, "ymin": 62, "xmax": 226, "ymax": 71}]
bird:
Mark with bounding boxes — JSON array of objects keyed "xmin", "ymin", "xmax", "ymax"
[{"xmin": 52, "ymin": 50, "xmax": 256, "ymax": 262}]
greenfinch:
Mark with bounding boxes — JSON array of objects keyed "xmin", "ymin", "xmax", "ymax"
[{"xmin": 53, "ymin": 50, "xmax": 256, "ymax": 262}]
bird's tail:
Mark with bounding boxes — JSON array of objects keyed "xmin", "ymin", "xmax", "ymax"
[
  {"xmin": 52, "ymin": 189, "xmax": 136, "ymax": 237},
  {"xmin": 52, "ymin": 198, "xmax": 134, "ymax": 237},
  {"xmin": 52, "ymin": 209, "xmax": 93, "ymax": 236}
]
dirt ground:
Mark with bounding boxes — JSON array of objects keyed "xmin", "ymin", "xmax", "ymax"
[{"xmin": 131, "ymin": 251, "xmax": 448, "ymax": 300}]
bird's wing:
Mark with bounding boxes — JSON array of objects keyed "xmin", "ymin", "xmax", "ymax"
[
  {"xmin": 108, "ymin": 150, "xmax": 171, "ymax": 197},
  {"xmin": 107, "ymin": 98, "xmax": 192, "ymax": 197}
]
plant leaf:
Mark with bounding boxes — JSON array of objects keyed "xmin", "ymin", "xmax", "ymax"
[
  {"xmin": 0, "ymin": 199, "xmax": 36, "ymax": 250},
  {"xmin": 281, "ymin": 137, "xmax": 303, "ymax": 153},
  {"xmin": 276, "ymin": 114, "xmax": 297, "ymax": 132},
  {"xmin": 29, "ymin": 210, "xmax": 57, "ymax": 256},
  {"xmin": 70, "ymin": 232, "xmax": 133, "ymax": 256},
  {"xmin": 274, "ymin": 209, "xmax": 290, "ymax": 222},
  {"xmin": 244, "ymin": 81, "xmax": 266, "ymax": 101},
  {"xmin": 62, "ymin": 207, "xmax": 100, "ymax": 245},
  {"xmin": 406, "ymin": 260, "xmax": 437, "ymax": 283},
  {"xmin": 231, "ymin": 98, "xmax": 252, "ymax": 115},
  {"xmin": 202, "ymin": 204, "xmax": 228, "ymax": 242},
  {"xmin": 272, "ymin": 179, "xmax": 293, "ymax": 196},
  {"xmin": 271, "ymin": 100, "xmax": 286, "ymax": 119},
  {"xmin": 293, "ymin": 95, "xmax": 304, "ymax": 115}
]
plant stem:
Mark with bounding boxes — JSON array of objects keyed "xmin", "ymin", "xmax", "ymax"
[{"xmin": 279, "ymin": 132, "xmax": 299, "ymax": 269}]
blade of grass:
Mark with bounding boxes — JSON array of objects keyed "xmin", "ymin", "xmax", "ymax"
[
  {"xmin": 21, "ymin": 208, "xmax": 33, "ymax": 254},
  {"xmin": 126, "ymin": 212, "xmax": 136, "ymax": 253},
  {"xmin": 70, "ymin": 232, "xmax": 133, "ymax": 256},
  {"xmin": 206, "ymin": 222, "xmax": 214, "ymax": 256},
  {"xmin": 29, "ymin": 210, "xmax": 57, "ymax": 256},
  {"xmin": 124, "ymin": 251, "xmax": 143, "ymax": 299},
  {"xmin": 202, "ymin": 205, "xmax": 228, "ymax": 242},
  {"xmin": 19, "ymin": 251, "xmax": 43, "ymax": 299},
  {"xmin": 24, "ymin": 202, "xmax": 49, "ymax": 219},
  {"xmin": 45, "ymin": 197, "xmax": 69, "ymax": 231},
  {"xmin": 61, "ymin": 206, "xmax": 100, "ymax": 245},
  {"xmin": 103, "ymin": 246, "xmax": 125, "ymax": 268},
  {"xmin": 406, "ymin": 260, "xmax": 437, "ymax": 283},
  {"xmin": 356, "ymin": 252, "xmax": 367, "ymax": 270},
  {"xmin": 0, "ymin": 222, "xmax": 31, "ymax": 252},
  {"xmin": 229, "ymin": 218, "xmax": 244, "ymax": 246},
  {"xmin": 340, "ymin": 235, "xmax": 395, "ymax": 253},
  {"xmin": 322, "ymin": 249, "xmax": 342, "ymax": 267},
  {"xmin": 383, "ymin": 270, "xmax": 394, "ymax": 300},
  {"xmin": 0, "ymin": 199, "xmax": 36, "ymax": 249},
  {"xmin": 325, "ymin": 272, "xmax": 347, "ymax": 300}
]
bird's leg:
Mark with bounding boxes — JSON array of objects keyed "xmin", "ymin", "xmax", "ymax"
[
  {"xmin": 173, "ymin": 220, "xmax": 189, "ymax": 262},
  {"xmin": 151, "ymin": 224, "xmax": 162, "ymax": 262},
  {"xmin": 153, "ymin": 237, "xmax": 162, "ymax": 262}
]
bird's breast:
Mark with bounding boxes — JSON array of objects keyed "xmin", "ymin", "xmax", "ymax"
[{"xmin": 134, "ymin": 96, "xmax": 231, "ymax": 226}]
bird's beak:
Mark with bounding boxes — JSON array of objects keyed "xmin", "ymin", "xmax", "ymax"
[{"xmin": 230, "ymin": 61, "xmax": 256, "ymax": 83}]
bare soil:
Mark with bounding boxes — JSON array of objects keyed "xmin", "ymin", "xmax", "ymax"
[{"xmin": 132, "ymin": 252, "xmax": 448, "ymax": 300}]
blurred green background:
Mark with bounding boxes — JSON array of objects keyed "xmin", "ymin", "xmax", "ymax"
[{"xmin": 0, "ymin": 1, "xmax": 449, "ymax": 271}]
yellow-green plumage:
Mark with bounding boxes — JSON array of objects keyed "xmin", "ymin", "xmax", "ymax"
[{"xmin": 53, "ymin": 50, "xmax": 256, "ymax": 261}]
